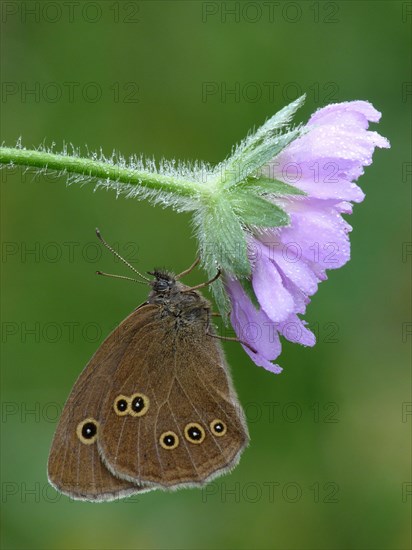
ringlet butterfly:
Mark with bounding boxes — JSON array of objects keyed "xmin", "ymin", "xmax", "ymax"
[{"xmin": 48, "ymin": 230, "xmax": 249, "ymax": 501}]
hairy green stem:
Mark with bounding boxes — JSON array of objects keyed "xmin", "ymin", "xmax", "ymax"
[{"xmin": 0, "ymin": 147, "xmax": 205, "ymax": 198}]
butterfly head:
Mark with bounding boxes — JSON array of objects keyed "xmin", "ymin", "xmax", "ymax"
[
  {"xmin": 147, "ymin": 269, "xmax": 209, "ymax": 320},
  {"xmin": 148, "ymin": 270, "xmax": 177, "ymax": 295}
]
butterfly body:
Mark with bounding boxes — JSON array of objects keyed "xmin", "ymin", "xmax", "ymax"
[{"xmin": 48, "ymin": 269, "xmax": 249, "ymax": 501}]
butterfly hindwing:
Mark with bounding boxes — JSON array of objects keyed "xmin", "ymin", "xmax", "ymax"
[{"xmin": 98, "ymin": 312, "xmax": 249, "ymax": 488}]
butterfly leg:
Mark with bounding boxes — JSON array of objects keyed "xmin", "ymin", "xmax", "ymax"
[
  {"xmin": 206, "ymin": 331, "xmax": 258, "ymax": 354},
  {"xmin": 176, "ymin": 257, "xmax": 200, "ymax": 279},
  {"xmin": 183, "ymin": 270, "xmax": 221, "ymax": 292}
]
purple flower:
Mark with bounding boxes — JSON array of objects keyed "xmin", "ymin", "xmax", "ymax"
[{"xmin": 226, "ymin": 101, "xmax": 390, "ymax": 374}]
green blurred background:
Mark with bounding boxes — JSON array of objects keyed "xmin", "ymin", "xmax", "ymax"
[{"xmin": 1, "ymin": 1, "xmax": 410, "ymax": 549}]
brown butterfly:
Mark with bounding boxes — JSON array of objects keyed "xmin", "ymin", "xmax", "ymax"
[{"xmin": 48, "ymin": 230, "xmax": 249, "ymax": 501}]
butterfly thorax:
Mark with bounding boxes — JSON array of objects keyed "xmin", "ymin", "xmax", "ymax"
[{"xmin": 147, "ymin": 270, "xmax": 210, "ymax": 329}]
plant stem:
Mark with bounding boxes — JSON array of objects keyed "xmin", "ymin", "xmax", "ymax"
[{"xmin": 0, "ymin": 147, "xmax": 204, "ymax": 198}]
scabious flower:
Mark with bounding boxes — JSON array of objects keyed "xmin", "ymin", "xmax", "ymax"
[
  {"xmin": 225, "ymin": 101, "xmax": 390, "ymax": 373},
  {"xmin": 0, "ymin": 97, "xmax": 389, "ymax": 374}
]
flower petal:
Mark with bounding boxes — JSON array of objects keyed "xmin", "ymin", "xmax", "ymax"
[
  {"xmin": 277, "ymin": 315, "xmax": 316, "ymax": 347},
  {"xmin": 251, "ymin": 244, "xmax": 295, "ymax": 322},
  {"xmin": 277, "ymin": 198, "xmax": 352, "ymax": 270},
  {"xmin": 271, "ymin": 247, "xmax": 320, "ymax": 295},
  {"xmin": 308, "ymin": 100, "xmax": 383, "ymax": 125},
  {"xmin": 282, "ymin": 126, "xmax": 389, "ymax": 165},
  {"xmin": 266, "ymin": 100, "xmax": 390, "ymax": 203},
  {"xmin": 242, "ymin": 346, "xmax": 283, "ymax": 374},
  {"xmin": 280, "ymin": 276, "xmax": 310, "ymax": 315},
  {"xmin": 267, "ymin": 157, "xmax": 366, "ymax": 202},
  {"xmin": 226, "ymin": 278, "xmax": 283, "ymax": 374}
]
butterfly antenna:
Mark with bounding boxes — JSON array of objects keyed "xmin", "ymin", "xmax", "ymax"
[
  {"xmin": 96, "ymin": 271, "xmax": 147, "ymax": 285},
  {"xmin": 95, "ymin": 228, "xmax": 150, "ymax": 282}
]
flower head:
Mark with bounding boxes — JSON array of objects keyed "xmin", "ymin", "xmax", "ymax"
[{"xmin": 222, "ymin": 100, "xmax": 390, "ymax": 373}]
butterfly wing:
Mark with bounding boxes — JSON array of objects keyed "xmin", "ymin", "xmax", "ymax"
[
  {"xmin": 48, "ymin": 306, "xmax": 158, "ymax": 501},
  {"xmin": 98, "ymin": 317, "xmax": 249, "ymax": 488}
]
